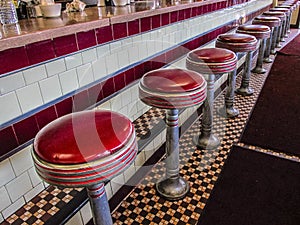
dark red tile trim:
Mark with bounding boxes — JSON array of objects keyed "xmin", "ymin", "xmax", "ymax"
[
  {"xmin": 13, "ymin": 116, "xmax": 39, "ymax": 146},
  {"xmin": 26, "ymin": 40, "xmax": 56, "ymax": 65},
  {"xmin": 128, "ymin": 19, "xmax": 140, "ymax": 36},
  {"xmin": 152, "ymin": 15, "xmax": 161, "ymax": 29},
  {"xmin": 0, "ymin": 47, "xmax": 29, "ymax": 76},
  {"xmin": 53, "ymin": 34, "xmax": 78, "ymax": 57},
  {"xmin": 112, "ymin": 22, "xmax": 128, "ymax": 40},
  {"xmin": 95, "ymin": 26, "xmax": 113, "ymax": 44},
  {"xmin": 77, "ymin": 30, "xmax": 97, "ymax": 50},
  {"xmin": 35, "ymin": 106, "xmax": 58, "ymax": 130},
  {"xmin": 0, "ymin": 4, "xmax": 270, "ymax": 161},
  {"xmin": 0, "ymin": 126, "xmax": 18, "ymax": 158},
  {"xmin": 140, "ymin": 17, "xmax": 151, "ymax": 32}
]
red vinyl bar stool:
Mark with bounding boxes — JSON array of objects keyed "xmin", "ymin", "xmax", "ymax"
[
  {"xmin": 269, "ymin": 8, "xmax": 290, "ymax": 41},
  {"xmin": 186, "ymin": 48, "xmax": 237, "ymax": 149},
  {"xmin": 215, "ymin": 33, "xmax": 257, "ymax": 113},
  {"xmin": 252, "ymin": 16, "xmax": 281, "ymax": 63},
  {"xmin": 32, "ymin": 110, "xmax": 138, "ymax": 225},
  {"xmin": 139, "ymin": 68, "xmax": 207, "ymax": 200},
  {"xmin": 236, "ymin": 24, "xmax": 271, "ymax": 74},
  {"xmin": 262, "ymin": 11, "xmax": 285, "ymax": 51}
]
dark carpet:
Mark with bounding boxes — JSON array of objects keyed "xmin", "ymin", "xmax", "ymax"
[
  {"xmin": 240, "ymin": 54, "xmax": 300, "ymax": 156},
  {"xmin": 278, "ymin": 33, "xmax": 300, "ymax": 56},
  {"xmin": 197, "ymin": 145, "xmax": 300, "ymax": 225}
]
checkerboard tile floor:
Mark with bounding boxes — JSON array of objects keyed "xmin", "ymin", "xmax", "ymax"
[{"xmin": 2, "ymin": 29, "xmax": 299, "ymax": 225}]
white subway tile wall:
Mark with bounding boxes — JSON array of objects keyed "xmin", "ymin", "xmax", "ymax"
[
  {"xmin": 0, "ymin": 72, "xmax": 25, "ymax": 95},
  {"xmin": 39, "ymin": 75, "xmax": 63, "ymax": 103},
  {"xmin": 0, "ymin": 92, "xmax": 22, "ymax": 124},
  {"xmin": 16, "ymin": 83, "xmax": 43, "ymax": 113},
  {"xmin": 0, "ymin": 0, "xmax": 272, "ymax": 222},
  {"xmin": 45, "ymin": 58, "xmax": 67, "ymax": 77}
]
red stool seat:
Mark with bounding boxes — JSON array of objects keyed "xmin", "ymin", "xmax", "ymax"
[
  {"xmin": 216, "ymin": 33, "xmax": 258, "ymax": 52},
  {"xmin": 33, "ymin": 110, "xmax": 138, "ymax": 187},
  {"xmin": 236, "ymin": 24, "xmax": 271, "ymax": 39},
  {"xmin": 186, "ymin": 48, "xmax": 237, "ymax": 74},
  {"xmin": 263, "ymin": 11, "xmax": 286, "ymax": 20},
  {"xmin": 252, "ymin": 16, "xmax": 281, "ymax": 28},
  {"xmin": 269, "ymin": 8, "xmax": 290, "ymax": 15},
  {"xmin": 139, "ymin": 68, "xmax": 207, "ymax": 109}
]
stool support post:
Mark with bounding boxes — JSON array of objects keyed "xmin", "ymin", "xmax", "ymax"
[
  {"xmin": 218, "ymin": 69, "xmax": 239, "ymax": 118},
  {"xmin": 263, "ymin": 28, "xmax": 273, "ymax": 63},
  {"xmin": 271, "ymin": 26, "xmax": 279, "ymax": 54},
  {"xmin": 284, "ymin": 12, "xmax": 290, "ymax": 37},
  {"xmin": 156, "ymin": 109, "xmax": 189, "ymax": 200},
  {"xmin": 280, "ymin": 17, "xmax": 286, "ymax": 42},
  {"xmin": 252, "ymin": 38, "xmax": 267, "ymax": 74},
  {"xmin": 87, "ymin": 183, "xmax": 113, "ymax": 225},
  {"xmin": 194, "ymin": 74, "xmax": 220, "ymax": 150},
  {"xmin": 276, "ymin": 21, "xmax": 283, "ymax": 48},
  {"xmin": 236, "ymin": 51, "xmax": 254, "ymax": 96}
]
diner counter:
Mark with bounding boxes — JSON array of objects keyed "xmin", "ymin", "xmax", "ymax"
[{"xmin": 0, "ymin": 0, "xmax": 226, "ymax": 52}]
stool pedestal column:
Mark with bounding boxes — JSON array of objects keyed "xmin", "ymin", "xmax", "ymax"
[
  {"xmin": 263, "ymin": 28, "xmax": 273, "ymax": 63},
  {"xmin": 88, "ymin": 183, "xmax": 113, "ymax": 225},
  {"xmin": 271, "ymin": 26, "xmax": 279, "ymax": 54},
  {"xmin": 156, "ymin": 109, "xmax": 189, "ymax": 200},
  {"xmin": 252, "ymin": 38, "xmax": 267, "ymax": 74},
  {"xmin": 236, "ymin": 51, "xmax": 254, "ymax": 96},
  {"xmin": 194, "ymin": 74, "xmax": 220, "ymax": 149},
  {"xmin": 218, "ymin": 69, "xmax": 239, "ymax": 118}
]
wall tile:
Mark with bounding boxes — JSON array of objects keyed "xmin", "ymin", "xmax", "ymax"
[
  {"xmin": 104, "ymin": 182, "xmax": 112, "ymax": 200},
  {"xmin": 65, "ymin": 211, "xmax": 83, "ymax": 225},
  {"xmin": 80, "ymin": 202, "xmax": 92, "ymax": 225},
  {"xmin": 26, "ymin": 40, "xmax": 55, "ymax": 65},
  {"xmin": 76, "ymin": 64, "xmax": 94, "ymax": 87},
  {"xmin": 151, "ymin": 15, "xmax": 161, "ymax": 29},
  {"xmin": 113, "ymin": 72, "xmax": 125, "ymax": 92},
  {"xmin": 0, "ymin": 92, "xmax": 22, "ymax": 125},
  {"xmin": 13, "ymin": 116, "xmax": 39, "ymax": 145},
  {"xmin": 110, "ymin": 173, "xmax": 125, "ymax": 194},
  {"xmin": 170, "ymin": 11, "xmax": 178, "ymax": 23},
  {"xmin": 96, "ymin": 44, "xmax": 110, "ymax": 58},
  {"xmin": 95, "ymin": 26, "xmax": 113, "ymax": 44},
  {"xmin": 112, "ymin": 22, "xmax": 127, "ymax": 40},
  {"xmin": 77, "ymin": 29, "xmax": 97, "ymax": 50},
  {"xmin": 117, "ymin": 50, "xmax": 129, "ymax": 69},
  {"xmin": 0, "ymin": 72, "xmax": 25, "ymax": 95},
  {"xmin": 178, "ymin": 9, "xmax": 184, "ymax": 21},
  {"xmin": 124, "ymin": 68, "xmax": 135, "ymax": 85},
  {"xmin": 0, "ymin": 126, "xmax": 18, "ymax": 158},
  {"xmin": 128, "ymin": 19, "xmax": 140, "ymax": 36},
  {"xmin": 102, "ymin": 77, "xmax": 115, "ymax": 98},
  {"xmin": 45, "ymin": 58, "xmax": 66, "ymax": 77},
  {"xmin": 6, "ymin": 172, "xmax": 32, "ymax": 202},
  {"xmin": 24, "ymin": 182, "xmax": 44, "ymax": 203},
  {"xmin": 0, "ymin": 186, "xmax": 11, "ymax": 212},
  {"xmin": 72, "ymin": 90, "xmax": 90, "ymax": 112},
  {"xmin": 35, "ymin": 106, "xmax": 58, "ymax": 129},
  {"xmin": 9, "ymin": 145, "xmax": 33, "ymax": 177},
  {"xmin": 59, "ymin": 69, "xmax": 79, "ymax": 95},
  {"xmin": 28, "ymin": 166, "xmax": 42, "ymax": 187},
  {"xmin": 0, "ymin": 47, "xmax": 29, "ymax": 75},
  {"xmin": 0, "ymin": 159, "xmax": 15, "ymax": 187},
  {"xmin": 82, "ymin": 49, "xmax": 97, "ymax": 64},
  {"xmin": 23, "ymin": 65, "xmax": 47, "ymax": 85},
  {"xmin": 105, "ymin": 53, "xmax": 119, "ymax": 75},
  {"xmin": 92, "ymin": 58, "xmax": 108, "ymax": 81},
  {"xmin": 1, "ymin": 197, "xmax": 25, "ymax": 219},
  {"xmin": 88, "ymin": 82, "xmax": 104, "ymax": 105},
  {"xmin": 55, "ymin": 97, "xmax": 73, "ymax": 117},
  {"xmin": 140, "ymin": 17, "xmax": 151, "ymax": 32},
  {"xmin": 39, "ymin": 75, "xmax": 62, "ymax": 103},
  {"xmin": 65, "ymin": 53, "xmax": 83, "ymax": 70},
  {"xmin": 54, "ymin": 34, "xmax": 78, "ymax": 57},
  {"xmin": 161, "ymin": 13, "xmax": 170, "ymax": 26}
]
